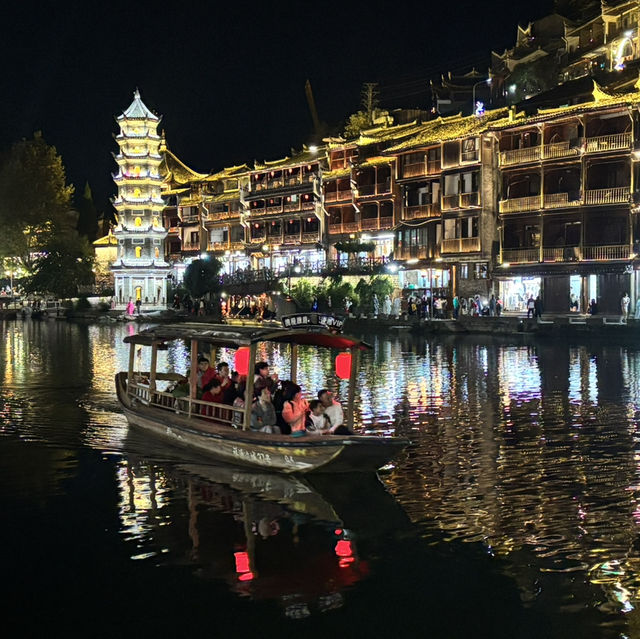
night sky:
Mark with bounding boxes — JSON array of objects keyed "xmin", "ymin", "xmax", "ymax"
[{"xmin": 0, "ymin": 0, "xmax": 553, "ymax": 212}]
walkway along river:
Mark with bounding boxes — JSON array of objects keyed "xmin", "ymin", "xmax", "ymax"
[{"xmin": 2, "ymin": 319, "xmax": 640, "ymax": 637}]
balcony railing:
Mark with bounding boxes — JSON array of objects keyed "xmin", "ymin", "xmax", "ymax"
[
  {"xmin": 250, "ymin": 235, "xmax": 266, "ymax": 243},
  {"xmin": 543, "ymin": 192, "xmax": 580, "ymax": 209},
  {"xmin": 542, "ymin": 141, "xmax": 580, "ymax": 159},
  {"xmin": 499, "ymin": 146, "xmax": 541, "ymax": 166},
  {"xmin": 357, "ymin": 183, "xmax": 391, "ymax": 197},
  {"xmin": 283, "ymin": 234, "xmax": 301, "ymax": 244},
  {"xmin": 584, "ymin": 186, "xmax": 629, "ymax": 205},
  {"xmin": 441, "ymin": 237, "xmax": 481, "ymax": 253},
  {"xmin": 301, "ymin": 232, "xmax": 320, "ymax": 243},
  {"xmin": 501, "ymin": 248, "xmax": 539, "ymax": 264},
  {"xmin": 585, "ymin": 132, "xmax": 631, "ymax": 153},
  {"xmin": 542, "ymin": 247, "xmax": 574, "ymax": 262},
  {"xmin": 405, "ymin": 203, "xmax": 440, "ymax": 220},
  {"xmin": 208, "ymin": 241, "xmax": 229, "ymax": 252},
  {"xmin": 461, "ymin": 150, "xmax": 480, "ymax": 163},
  {"xmin": 325, "ymin": 189, "xmax": 351, "ymax": 202},
  {"xmin": 266, "ymin": 205, "xmax": 282, "ymax": 214},
  {"xmin": 402, "ymin": 160, "xmax": 440, "ymax": 179},
  {"xmin": 460, "ymin": 191, "xmax": 480, "ymax": 208},
  {"xmin": 361, "ymin": 217, "xmax": 380, "ymax": 231},
  {"xmin": 343, "ymin": 221, "xmax": 360, "ymax": 233},
  {"xmin": 442, "ymin": 194, "xmax": 460, "ymax": 211},
  {"xmin": 229, "ymin": 241, "xmax": 245, "ymax": 251},
  {"xmin": 182, "ymin": 242, "xmax": 200, "ymax": 251},
  {"xmin": 499, "ymin": 194, "xmax": 542, "ymax": 213},
  {"xmin": 301, "ymin": 201, "xmax": 315, "ymax": 210},
  {"xmin": 328, "ymin": 223, "xmax": 342, "ymax": 234},
  {"xmin": 379, "ymin": 216, "xmax": 394, "ymax": 229},
  {"xmin": 582, "ymin": 244, "xmax": 630, "ymax": 260}
]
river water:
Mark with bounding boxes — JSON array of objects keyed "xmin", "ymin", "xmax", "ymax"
[{"xmin": 2, "ymin": 320, "xmax": 640, "ymax": 637}]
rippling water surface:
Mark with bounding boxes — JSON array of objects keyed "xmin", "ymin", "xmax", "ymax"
[{"xmin": 3, "ymin": 320, "xmax": 640, "ymax": 637}]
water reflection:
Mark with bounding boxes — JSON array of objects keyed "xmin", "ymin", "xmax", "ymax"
[{"xmin": 5, "ymin": 321, "xmax": 640, "ymax": 634}]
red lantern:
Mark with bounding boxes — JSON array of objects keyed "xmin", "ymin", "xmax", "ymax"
[
  {"xmin": 235, "ymin": 346, "xmax": 250, "ymax": 376},
  {"xmin": 335, "ymin": 352, "xmax": 352, "ymax": 379},
  {"xmin": 234, "ymin": 551, "xmax": 250, "ymax": 573}
]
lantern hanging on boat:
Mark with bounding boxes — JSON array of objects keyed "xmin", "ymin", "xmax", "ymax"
[
  {"xmin": 235, "ymin": 346, "xmax": 251, "ymax": 376},
  {"xmin": 335, "ymin": 352, "xmax": 352, "ymax": 380}
]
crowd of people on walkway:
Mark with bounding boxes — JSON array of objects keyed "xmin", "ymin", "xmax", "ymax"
[{"xmin": 169, "ymin": 356, "xmax": 351, "ymax": 437}]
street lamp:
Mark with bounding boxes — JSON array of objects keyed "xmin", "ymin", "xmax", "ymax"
[{"xmin": 472, "ymin": 77, "xmax": 492, "ymax": 115}]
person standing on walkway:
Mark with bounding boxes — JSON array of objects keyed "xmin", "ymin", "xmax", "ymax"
[
  {"xmin": 383, "ymin": 294, "xmax": 392, "ymax": 316},
  {"xmin": 372, "ymin": 293, "xmax": 379, "ymax": 317},
  {"xmin": 534, "ymin": 295, "xmax": 543, "ymax": 319},
  {"xmin": 635, "ymin": 296, "xmax": 640, "ymax": 320},
  {"xmin": 621, "ymin": 292, "xmax": 630, "ymax": 321},
  {"xmin": 489, "ymin": 294, "xmax": 497, "ymax": 317},
  {"xmin": 526, "ymin": 295, "xmax": 535, "ymax": 319},
  {"xmin": 452, "ymin": 295, "xmax": 459, "ymax": 319}
]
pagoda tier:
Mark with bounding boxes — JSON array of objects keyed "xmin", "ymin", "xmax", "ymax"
[{"xmin": 110, "ymin": 89, "xmax": 170, "ymax": 310}]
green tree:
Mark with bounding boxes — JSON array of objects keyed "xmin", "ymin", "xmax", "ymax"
[
  {"xmin": 0, "ymin": 133, "xmax": 74, "ymax": 271},
  {"xmin": 326, "ymin": 279, "xmax": 358, "ymax": 311},
  {"xmin": 76, "ymin": 182, "xmax": 99, "ymax": 242},
  {"xmin": 355, "ymin": 275, "xmax": 395, "ymax": 312},
  {"xmin": 24, "ymin": 233, "xmax": 95, "ymax": 298},
  {"xmin": 290, "ymin": 278, "xmax": 315, "ymax": 309},
  {"xmin": 344, "ymin": 111, "xmax": 370, "ymax": 138},
  {"xmin": 183, "ymin": 256, "xmax": 223, "ymax": 299}
]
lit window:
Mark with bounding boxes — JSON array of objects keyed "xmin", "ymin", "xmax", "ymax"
[
  {"xmin": 135, "ymin": 246, "xmax": 142, "ymax": 258},
  {"xmin": 134, "ymin": 217, "xmax": 142, "ymax": 227}
]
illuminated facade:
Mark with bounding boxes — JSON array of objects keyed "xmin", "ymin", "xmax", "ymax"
[{"xmin": 111, "ymin": 90, "xmax": 170, "ymax": 309}]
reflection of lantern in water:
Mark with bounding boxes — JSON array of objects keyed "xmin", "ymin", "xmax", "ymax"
[
  {"xmin": 235, "ymin": 347, "xmax": 251, "ymax": 376},
  {"xmin": 335, "ymin": 352, "xmax": 352, "ymax": 379},
  {"xmin": 335, "ymin": 539, "xmax": 355, "ymax": 567}
]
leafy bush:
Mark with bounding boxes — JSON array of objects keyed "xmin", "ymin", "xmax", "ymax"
[
  {"xmin": 355, "ymin": 275, "xmax": 395, "ymax": 312},
  {"xmin": 334, "ymin": 240, "xmax": 375, "ymax": 254},
  {"xmin": 326, "ymin": 280, "xmax": 358, "ymax": 312},
  {"xmin": 74, "ymin": 296, "xmax": 91, "ymax": 311},
  {"xmin": 290, "ymin": 278, "xmax": 315, "ymax": 310}
]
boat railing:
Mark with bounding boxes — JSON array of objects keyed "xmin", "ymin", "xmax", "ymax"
[{"xmin": 127, "ymin": 376, "xmax": 241, "ymax": 428}]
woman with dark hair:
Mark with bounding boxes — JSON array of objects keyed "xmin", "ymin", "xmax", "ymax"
[{"xmin": 282, "ymin": 383, "xmax": 309, "ymax": 437}]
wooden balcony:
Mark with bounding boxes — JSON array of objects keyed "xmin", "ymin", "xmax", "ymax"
[
  {"xmin": 542, "ymin": 141, "xmax": 580, "ymax": 160},
  {"xmin": 379, "ymin": 216, "xmax": 394, "ymax": 229},
  {"xmin": 499, "ymin": 146, "xmax": 541, "ymax": 166},
  {"xmin": 301, "ymin": 232, "xmax": 321, "ymax": 244},
  {"xmin": 405, "ymin": 203, "xmax": 440, "ymax": 220},
  {"xmin": 543, "ymin": 192, "xmax": 580, "ymax": 209},
  {"xmin": 301, "ymin": 201, "xmax": 315, "ymax": 211},
  {"xmin": 266, "ymin": 234, "xmax": 283, "ymax": 244},
  {"xmin": 585, "ymin": 132, "xmax": 631, "ymax": 153},
  {"xmin": 499, "ymin": 195, "xmax": 542, "ymax": 214},
  {"xmin": 441, "ymin": 237, "xmax": 481, "ymax": 253},
  {"xmin": 460, "ymin": 191, "xmax": 480, "ymax": 208},
  {"xmin": 361, "ymin": 217, "xmax": 380, "ymax": 231},
  {"xmin": 283, "ymin": 234, "xmax": 301, "ymax": 245},
  {"xmin": 266, "ymin": 205, "xmax": 282, "ymax": 215},
  {"xmin": 283, "ymin": 202, "xmax": 300, "ymax": 212},
  {"xmin": 229, "ymin": 241, "xmax": 245, "ymax": 251},
  {"xmin": 357, "ymin": 183, "xmax": 390, "ymax": 197},
  {"xmin": 401, "ymin": 160, "xmax": 440, "ymax": 179},
  {"xmin": 208, "ymin": 241, "xmax": 229, "ymax": 252},
  {"xmin": 343, "ymin": 221, "xmax": 360, "ymax": 233},
  {"xmin": 250, "ymin": 235, "xmax": 266, "ymax": 244},
  {"xmin": 328, "ymin": 223, "xmax": 343, "ymax": 235},
  {"xmin": 501, "ymin": 248, "xmax": 539, "ymax": 264},
  {"xmin": 442, "ymin": 194, "xmax": 460, "ymax": 211},
  {"xmin": 584, "ymin": 186, "xmax": 629, "ymax": 205},
  {"xmin": 325, "ymin": 189, "xmax": 351, "ymax": 202},
  {"xmin": 582, "ymin": 244, "xmax": 630, "ymax": 260}
]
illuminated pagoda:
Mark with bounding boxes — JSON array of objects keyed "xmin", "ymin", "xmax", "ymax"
[{"xmin": 111, "ymin": 89, "xmax": 170, "ymax": 309}]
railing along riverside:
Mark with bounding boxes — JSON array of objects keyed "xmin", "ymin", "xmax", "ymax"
[
  {"xmin": 584, "ymin": 186, "xmax": 630, "ymax": 205},
  {"xmin": 582, "ymin": 244, "xmax": 630, "ymax": 260},
  {"xmin": 499, "ymin": 146, "xmax": 541, "ymax": 166},
  {"xmin": 585, "ymin": 132, "xmax": 631, "ymax": 153},
  {"xmin": 501, "ymin": 248, "xmax": 539, "ymax": 263},
  {"xmin": 404, "ymin": 203, "xmax": 440, "ymax": 220},
  {"xmin": 499, "ymin": 195, "xmax": 542, "ymax": 213},
  {"xmin": 542, "ymin": 141, "xmax": 580, "ymax": 159}
]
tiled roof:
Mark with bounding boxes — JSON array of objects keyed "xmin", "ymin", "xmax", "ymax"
[{"xmin": 118, "ymin": 89, "xmax": 159, "ymax": 121}]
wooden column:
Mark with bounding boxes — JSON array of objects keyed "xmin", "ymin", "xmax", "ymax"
[
  {"xmin": 290, "ymin": 344, "xmax": 298, "ymax": 384},
  {"xmin": 189, "ymin": 339, "xmax": 199, "ymax": 417},
  {"xmin": 149, "ymin": 342, "xmax": 158, "ymax": 391},
  {"xmin": 346, "ymin": 347, "xmax": 360, "ymax": 432},
  {"xmin": 127, "ymin": 342, "xmax": 136, "ymax": 387},
  {"xmin": 242, "ymin": 343, "xmax": 257, "ymax": 431}
]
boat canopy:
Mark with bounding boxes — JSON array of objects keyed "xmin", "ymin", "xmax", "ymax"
[{"xmin": 124, "ymin": 323, "xmax": 372, "ymax": 351}]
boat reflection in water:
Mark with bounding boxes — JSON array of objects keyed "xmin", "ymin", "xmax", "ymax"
[{"xmin": 116, "ymin": 445, "xmax": 411, "ymax": 619}]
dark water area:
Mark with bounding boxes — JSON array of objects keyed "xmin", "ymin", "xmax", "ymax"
[{"xmin": 2, "ymin": 320, "xmax": 640, "ymax": 637}]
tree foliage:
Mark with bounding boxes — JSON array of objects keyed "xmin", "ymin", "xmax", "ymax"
[
  {"xmin": 290, "ymin": 278, "xmax": 315, "ymax": 309},
  {"xmin": 0, "ymin": 133, "xmax": 74, "ymax": 271},
  {"xmin": 76, "ymin": 182, "xmax": 99, "ymax": 242},
  {"xmin": 355, "ymin": 275, "xmax": 395, "ymax": 311},
  {"xmin": 183, "ymin": 257, "xmax": 223, "ymax": 299},
  {"xmin": 334, "ymin": 240, "xmax": 375, "ymax": 254},
  {"xmin": 344, "ymin": 111, "xmax": 370, "ymax": 139},
  {"xmin": 24, "ymin": 233, "xmax": 95, "ymax": 298}
]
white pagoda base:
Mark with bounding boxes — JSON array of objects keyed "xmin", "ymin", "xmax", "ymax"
[{"xmin": 114, "ymin": 266, "xmax": 170, "ymax": 310}]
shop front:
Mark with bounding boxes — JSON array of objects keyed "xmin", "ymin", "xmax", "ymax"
[
  {"xmin": 498, "ymin": 276, "xmax": 541, "ymax": 312},
  {"xmin": 398, "ymin": 267, "xmax": 451, "ymax": 297}
]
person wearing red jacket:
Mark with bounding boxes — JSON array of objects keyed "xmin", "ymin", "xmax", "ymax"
[{"xmin": 282, "ymin": 383, "xmax": 309, "ymax": 437}]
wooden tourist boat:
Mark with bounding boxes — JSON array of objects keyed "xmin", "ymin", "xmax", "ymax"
[{"xmin": 115, "ymin": 315, "xmax": 409, "ymax": 473}]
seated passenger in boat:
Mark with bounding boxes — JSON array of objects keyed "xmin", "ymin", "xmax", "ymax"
[
  {"xmin": 282, "ymin": 383, "xmax": 309, "ymax": 437},
  {"xmin": 306, "ymin": 399, "xmax": 331, "ymax": 434},
  {"xmin": 197, "ymin": 357, "xmax": 217, "ymax": 395},
  {"xmin": 254, "ymin": 361, "xmax": 278, "ymax": 393},
  {"xmin": 318, "ymin": 389, "xmax": 352, "ymax": 435},
  {"xmin": 201, "ymin": 378, "xmax": 223, "ymax": 417},
  {"xmin": 232, "ymin": 382, "xmax": 246, "ymax": 427},
  {"xmin": 250, "ymin": 387, "xmax": 281, "ymax": 434}
]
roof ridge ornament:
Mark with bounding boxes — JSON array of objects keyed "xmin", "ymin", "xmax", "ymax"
[{"xmin": 592, "ymin": 80, "xmax": 611, "ymax": 103}]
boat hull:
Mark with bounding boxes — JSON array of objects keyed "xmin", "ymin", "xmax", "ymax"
[{"xmin": 116, "ymin": 374, "xmax": 408, "ymax": 474}]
